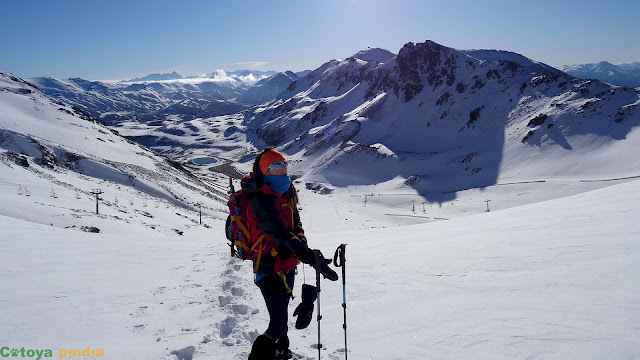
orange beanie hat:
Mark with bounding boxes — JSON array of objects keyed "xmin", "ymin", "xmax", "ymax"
[{"xmin": 259, "ymin": 149, "xmax": 286, "ymax": 175}]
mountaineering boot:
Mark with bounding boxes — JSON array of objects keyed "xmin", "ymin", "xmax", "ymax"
[
  {"xmin": 248, "ymin": 334, "xmax": 276, "ymax": 360},
  {"xmin": 274, "ymin": 334, "xmax": 293, "ymax": 360},
  {"xmin": 275, "ymin": 349, "xmax": 293, "ymax": 360},
  {"xmin": 293, "ymin": 283, "xmax": 317, "ymax": 329},
  {"xmin": 312, "ymin": 249, "xmax": 338, "ymax": 281}
]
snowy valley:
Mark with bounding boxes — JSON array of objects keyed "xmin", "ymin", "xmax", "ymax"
[{"xmin": 1, "ymin": 39, "xmax": 640, "ymax": 360}]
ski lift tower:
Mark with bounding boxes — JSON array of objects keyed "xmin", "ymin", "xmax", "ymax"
[
  {"xmin": 195, "ymin": 202, "xmax": 203, "ymax": 224},
  {"xmin": 91, "ymin": 189, "xmax": 103, "ymax": 214}
]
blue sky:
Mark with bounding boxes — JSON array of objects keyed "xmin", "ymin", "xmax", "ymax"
[{"xmin": 1, "ymin": 0, "xmax": 639, "ymax": 80}]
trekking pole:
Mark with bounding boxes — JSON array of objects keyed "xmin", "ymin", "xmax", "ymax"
[
  {"xmin": 333, "ymin": 244, "xmax": 348, "ymax": 359},
  {"xmin": 313, "ymin": 250, "xmax": 323, "ymax": 360}
]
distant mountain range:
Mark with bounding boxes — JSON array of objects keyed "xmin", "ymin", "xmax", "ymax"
[
  {"xmin": 26, "ymin": 76, "xmax": 248, "ymax": 124},
  {"xmin": 561, "ymin": 61, "xmax": 640, "ymax": 88},
  {"xmin": 109, "ymin": 41, "xmax": 639, "ymax": 200},
  {"xmin": 27, "ymin": 69, "xmax": 311, "ymax": 124},
  {"xmin": 125, "ymin": 71, "xmax": 184, "ymax": 82},
  {"xmin": 22, "ymin": 57, "xmax": 640, "ymax": 132},
  {"xmin": 122, "ymin": 70, "xmax": 281, "ymax": 83}
]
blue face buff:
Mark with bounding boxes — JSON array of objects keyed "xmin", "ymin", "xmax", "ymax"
[{"xmin": 263, "ymin": 174, "xmax": 291, "ymax": 194}]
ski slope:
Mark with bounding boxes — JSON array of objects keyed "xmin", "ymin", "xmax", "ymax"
[{"xmin": 1, "ymin": 175, "xmax": 639, "ymax": 360}]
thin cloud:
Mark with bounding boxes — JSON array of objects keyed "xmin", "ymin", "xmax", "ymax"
[
  {"xmin": 231, "ymin": 61, "xmax": 270, "ymax": 69},
  {"xmin": 119, "ymin": 69, "xmax": 267, "ymax": 86}
]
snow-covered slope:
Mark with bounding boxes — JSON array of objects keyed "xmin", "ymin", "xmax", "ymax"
[
  {"xmin": 1, "ymin": 160, "xmax": 638, "ymax": 360},
  {"xmin": 561, "ymin": 61, "xmax": 640, "ymax": 87},
  {"xmin": 462, "ymin": 49, "xmax": 562, "ymax": 75},
  {"xmin": 27, "ymin": 76, "xmax": 170, "ymax": 122},
  {"xmin": 0, "ymin": 71, "xmax": 227, "ymax": 234}
]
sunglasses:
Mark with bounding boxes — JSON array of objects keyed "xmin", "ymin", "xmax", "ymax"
[{"xmin": 268, "ymin": 161, "xmax": 288, "ymax": 171}]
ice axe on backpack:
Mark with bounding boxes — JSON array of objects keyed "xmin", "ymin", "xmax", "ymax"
[{"xmin": 226, "ymin": 178, "xmax": 241, "ymax": 258}]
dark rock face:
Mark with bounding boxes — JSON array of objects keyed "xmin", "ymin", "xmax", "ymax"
[
  {"xmin": 467, "ymin": 107, "xmax": 483, "ymax": 126},
  {"xmin": 363, "ymin": 40, "xmax": 462, "ymax": 102},
  {"xmin": 527, "ymin": 114, "xmax": 548, "ymax": 127}
]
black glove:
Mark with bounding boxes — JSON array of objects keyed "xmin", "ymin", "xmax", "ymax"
[
  {"xmin": 277, "ymin": 235, "xmax": 308, "ymax": 260},
  {"xmin": 293, "ymin": 284, "xmax": 317, "ymax": 329},
  {"xmin": 312, "ymin": 249, "xmax": 339, "ymax": 281},
  {"xmin": 277, "ymin": 240, "xmax": 292, "ymax": 260}
]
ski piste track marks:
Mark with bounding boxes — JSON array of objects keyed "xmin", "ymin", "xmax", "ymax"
[
  {"xmin": 439, "ymin": 175, "xmax": 640, "ymax": 194},
  {"xmin": 579, "ymin": 174, "xmax": 640, "ymax": 182}
]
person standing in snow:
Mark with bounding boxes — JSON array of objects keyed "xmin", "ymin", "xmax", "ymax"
[{"xmin": 244, "ymin": 147, "xmax": 338, "ymax": 360}]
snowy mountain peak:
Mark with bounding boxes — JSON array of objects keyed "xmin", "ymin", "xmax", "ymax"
[
  {"xmin": 560, "ymin": 61, "xmax": 640, "ymax": 87},
  {"xmin": 124, "ymin": 71, "xmax": 184, "ymax": 82},
  {"xmin": 0, "ymin": 71, "xmax": 38, "ymax": 91},
  {"xmin": 239, "ymin": 71, "xmax": 301, "ymax": 104},
  {"xmin": 351, "ymin": 47, "xmax": 395, "ymax": 64},
  {"xmin": 619, "ymin": 62, "xmax": 640, "ymax": 71},
  {"xmin": 597, "ymin": 60, "xmax": 615, "ymax": 68},
  {"xmin": 396, "ymin": 40, "xmax": 456, "ymax": 70},
  {"xmin": 226, "ymin": 69, "xmax": 277, "ymax": 78}
]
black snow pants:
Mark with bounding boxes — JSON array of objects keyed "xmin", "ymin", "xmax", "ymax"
[{"xmin": 256, "ymin": 270, "xmax": 295, "ymax": 339}]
